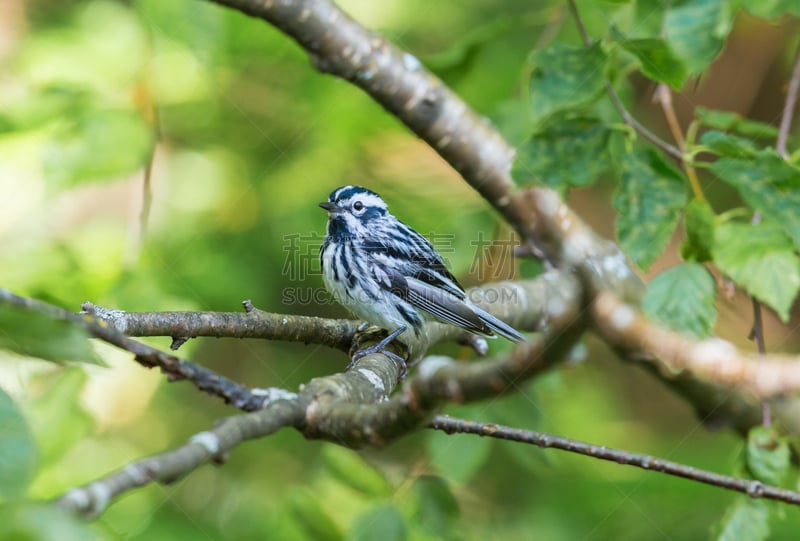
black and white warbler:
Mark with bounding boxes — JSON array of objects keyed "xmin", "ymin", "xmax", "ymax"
[{"xmin": 319, "ymin": 185, "xmax": 524, "ymax": 356}]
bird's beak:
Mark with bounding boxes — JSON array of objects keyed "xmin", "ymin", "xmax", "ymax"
[{"xmin": 319, "ymin": 202, "xmax": 340, "ymax": 213}]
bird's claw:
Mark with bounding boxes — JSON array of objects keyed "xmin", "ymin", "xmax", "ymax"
[{"xmin": 349, "ymin": 326, "xmax": 409, "ymax": 378}]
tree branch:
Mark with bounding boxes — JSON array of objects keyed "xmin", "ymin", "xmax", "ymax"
[
  {"xmin": 591, "ymin": 291, "xmax": 800, "ymax": 399},
  {"xmin": 428, "ymin": 415, "xmax": 800, "ymax": 507},
  {"xmin": 0, "ymin": 289, "xmax": 264, "ymax": 410},
  {"xmin": 55, "ymin": 273, "xmax": 584, "ymax": 515},
  {"xmin": 56, "ymin": 389, "xmax": 304, "ymax": 516},
  {"xmin": 202, "ymin": 0, "xmax": 800, "ymax": 438},
  {"xmin": 80, "ymin": 301, "xmax": 360, "ymax": 352}
]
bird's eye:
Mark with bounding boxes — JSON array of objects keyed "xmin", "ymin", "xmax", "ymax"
[{"xmin": 353, "ymin": 201, "xmax": 364, "ymax": 211}]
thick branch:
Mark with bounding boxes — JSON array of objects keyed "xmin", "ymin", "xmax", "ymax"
[
  {"xmin": 592, "ymin": 292, "xmax": 800, "ymax": 399},
  {"xmin": 428, "ymin": 416, "xmax": 800, "ymax": 506}
]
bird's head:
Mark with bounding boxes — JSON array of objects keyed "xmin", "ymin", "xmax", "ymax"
[{"xmin": 319, "ymin": 185, "xmax": 389, "ymax": 237}]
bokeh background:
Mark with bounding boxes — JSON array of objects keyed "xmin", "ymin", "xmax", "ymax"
[{"xmin": 0, "ymin": 0, "xmax": 798, "ymax": 539}]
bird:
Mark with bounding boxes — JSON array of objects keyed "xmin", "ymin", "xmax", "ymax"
[{"xmin": 318, "ymin": 185, "xmax": 524, "ymax": 363}]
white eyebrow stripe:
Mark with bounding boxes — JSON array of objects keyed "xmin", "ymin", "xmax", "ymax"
[{"xmin": 353, "ymin": 193, "xmax": 387, "ymax": 209}]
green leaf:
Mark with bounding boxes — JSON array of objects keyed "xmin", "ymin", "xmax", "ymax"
[
  {"xmin": 0, "ymin": 387, "xmax": 37, "ymax": 499},
  {"xmin": 741, "ymin": 0, "xmax": 800, "ymax": 19},
  {"xmin": 0, "ymin": 304, "xmax": 101, "ymax": 365},
  {"xmin": 512, "ymin": 117, "xmax": 611, "ymax": 189},
  {"xmin": 715, "ymin": 498, "xmax": 769, "ymax": 541},
  {"xmin": 643, "ymin": 262, "xmax": 717, "ymax": 338},
  {"xmin": 43, "ymin": 107, "xmax": 154, "ymax": 187},
  {"xmin": 0, "ymin": 503, "xmax": 101, "ymax": 541},
  {"xmin": 746, "ymin": 426, "xmax": 790, "ymax": 486},
  {"xmin": 348, "ymin": 503, "xmax": 406, "ymax": 541},
  {"xmin": 710, "ymin": 153, "xmax": 800, "ymax": 251},
  {"xmin": 322, "ymin": 445, "xmax": 392, "ymax": 498},
  {"xmin": 287, "ymin": 488, "xmax": 343, "ymax": 541},
  {"xmin": 408, "ymin": 476, "xmax": 459, "ymax": 537},
  {"xmin": 712, "ymin": 221, "xmax": 800, "ymax": 322},
  {"xmin": 528, "ymin": 43, "xmax": 607, "ymax": 123},
  {"xmin": 614, "ymin": 35, "xmax": 688, "ymax": 89},
  {"xmin": 613, "ymin": 150, "xmax": 689, "ymax": 270},
  {"xmin": 681, "ymin": 199, "xmax": 715, "ymax": 262},
  {"xmin": 699, "ymin": 131, "xmax": 759, "ymax": 158},
  {"xmin": 696, "ymin": 107, "xmax": 779, "ymax": 139},
  {"xmin": 664, "ymin": 0, "xmax": 732, "ymax": 75},
  {"xmin": 426, "ymin": 426, "xmax": 492, "ymax": 484}
]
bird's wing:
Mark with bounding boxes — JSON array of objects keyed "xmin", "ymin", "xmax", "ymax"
[
  {"xmin": 380, "ymin": 266, "xmax": 494, "ymax": 337},
  {"xmin": 361, "ymin": 222, "xmax": 466, "ymax": 299}
]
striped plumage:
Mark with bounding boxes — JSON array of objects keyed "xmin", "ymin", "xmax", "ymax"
[{"xmin": 319, "ymin": 185, "xmax": 524, "ymax": 343}]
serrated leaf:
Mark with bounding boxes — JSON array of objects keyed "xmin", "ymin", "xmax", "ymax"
[
  {"xmin": 615, "ymin": 35, "xmax": 688, "ymax": 89},
  {"xmin": 614, "ymin": 150, "xmax": 688, "ymax": 270},
  {"xmin": 286, "ymin": 488, "xmax": 343, "ymax": 541},
  {"xmin": 322, "ymin": 445, "xmax": 392, "ymax": 498},
  {"xmin": 0, "ymin": 503, "xmax": 101, "ymax": 541},
  {"xmin": 528, "ymin": 43, "xmax": 607, "ymax": 123},
  {"xmin": 426, "ymin": 428, "xmax": 492, "ymax": 484},
  {"xmin": 643, "ymin": 262, "xmax": 717, "ymax": 338},
  {"xmin": 699, "ymin": 131, "xmax": 758, "ymax": 158},
  {"xmin": 664, "ymin": 0, "xmax": 732, "ymax": 75},
  {"xmin": 0, "ymin": 304, "xmax": 101, "ymax": 365},
  {"xmin": 710, "ymin": 153, "xmax": 800, "ymax": 251},
  {"xmin": 512, "ymin": 117, "xmax": 611, "ymax": 188},
  {"xmin": 348, "ymin": 503, "xmax": 406, "ymax": 541},
  {"xmin": 408, "ymin": 476, "xmax": 459, "ymax": 537},
  {"xmin": 681, "ymin": 199, "xmax": 715, "ymax": 262},
  {"xmin": 43, "ymin": 107, "xmax": 154, "ymax": 187},
  {"xmin": 715, "ymin": 498, "xmax": 769, "ymax": 541},
  {"xmin": 746, "ymin": 426, "xmax": 790, "ymax": 486},
  {"xmin": 696, "ymin": 107, "xmax": 779, "ymax": 139},
  {"xmin": 0, "ymin": 388, "xmax": 37, "ymax": 499},
  {"xmin": 712, "ymin": 221, "xmax": 800, "ymax": 322}
]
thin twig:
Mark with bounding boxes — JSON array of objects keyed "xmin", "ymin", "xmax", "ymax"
[
  {"xmin": 777, "ymin": 42, "xmax": 800, "ymax": 159},
  {"xmin": 749, "ymin": 297, "xmax": 770, "ymax": 426},
  {"xmin": 654, "ymin": 83, "xmax": 705, "ymax": 200},
  {"xmin": 748, "ymin": 44, "xmax": 800, "ymax": 426},
  {"xmin": 566, "ymin": 0, "xmax": 682, "ymax": 160},
  {"xmin": 428, "ymin": 416, "xmax": 800, "ymax": 507},
  {"xmin": 1, "ymin": 290, "xmax": 263, "ymax": 410}
]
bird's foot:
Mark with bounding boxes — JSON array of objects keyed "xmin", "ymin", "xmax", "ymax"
[{"xmin": 349, "ymin": 326, "xmax": 409, "ymax": 378}]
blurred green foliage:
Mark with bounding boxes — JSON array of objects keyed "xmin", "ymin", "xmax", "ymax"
[{"xmin": 0, "ymin": 0, "xmax": 799, "ymax": 539}]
